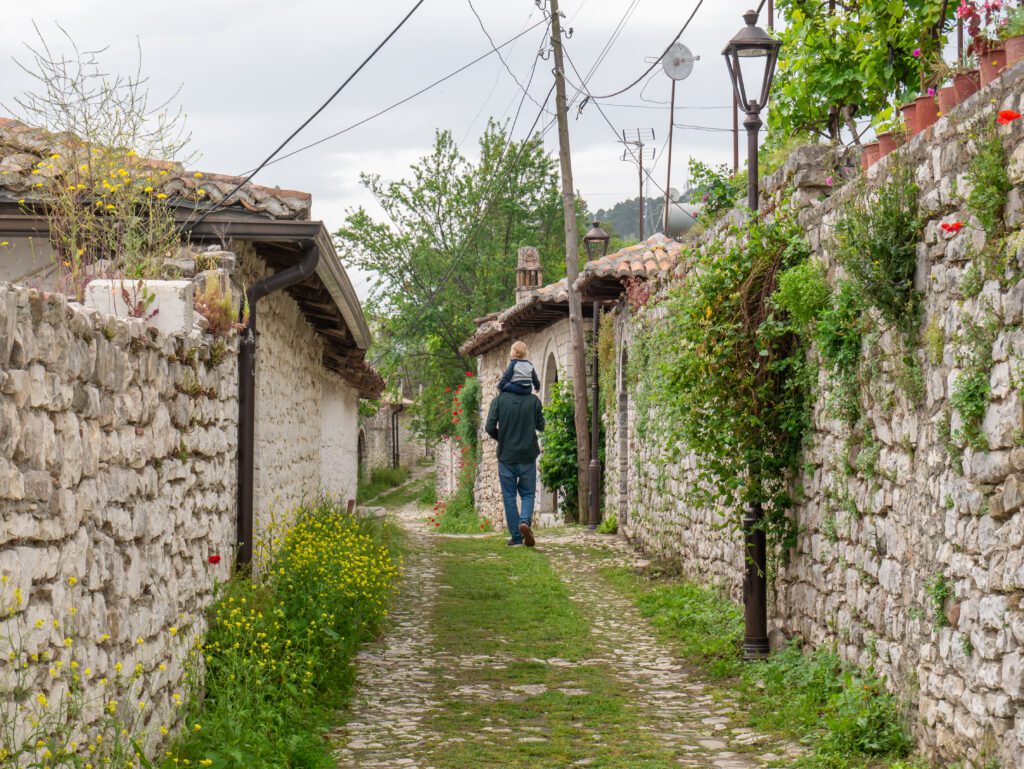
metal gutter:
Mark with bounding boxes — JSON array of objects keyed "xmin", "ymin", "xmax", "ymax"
[{"xmin": 236, "ymin": 239, "xmax": 320, "ymax": 567}]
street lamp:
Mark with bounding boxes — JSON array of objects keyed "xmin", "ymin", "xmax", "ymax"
[
  {"xmin": 582, "ymin": 221, "xmax": 610, "ymax": 531},
  {"xmin": 583, "ymin": 221, "xmax": 611, "ymax": 261},
  {"xmin": 723, "ymin": 9, "xmax": 780, "ymax": 661},
  {"xmin": 723, "ymin": 8, "xmax": 782, "ymax": 214}
]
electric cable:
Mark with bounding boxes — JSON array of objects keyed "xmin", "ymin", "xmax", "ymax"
[
  {"xmin": 466, "ymin": 0, "xmax": 550, "ymax": 114},
  {"xmin": 186, "ymin": 0, "xmax": 428, "ymax": 231},
  {"xmin": 581, "ymin": 0, "xmax": 704, "ymax": 103},
  {"xmin": 245, "ymin": 18, "xmax": 548, "ymax": 173}
]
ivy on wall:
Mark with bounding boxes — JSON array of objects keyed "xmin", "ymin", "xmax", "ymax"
[{"xmin": 629, "ymin": 211, "xmax": 813, "ymax": 552}]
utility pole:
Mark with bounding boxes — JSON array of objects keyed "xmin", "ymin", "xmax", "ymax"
[{"xmin": 549, "ymin": 0, "xmax": 590, "ymax": 521}]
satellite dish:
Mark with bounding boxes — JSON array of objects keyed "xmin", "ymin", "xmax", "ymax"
[{"xmin": 662, "ymin": 43, "xmax": 698, "ymax": 80}]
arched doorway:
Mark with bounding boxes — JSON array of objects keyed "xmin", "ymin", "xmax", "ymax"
[
  {"xmin": 537, "ymin": 351, "xmax": 560, "ymax": 522},
  {"xmin": 618, "ymin": 348, "xmax": 629, "ymax": 526}
]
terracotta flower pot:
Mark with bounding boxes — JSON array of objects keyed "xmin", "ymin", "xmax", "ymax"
[
  {"xmin": 938, "ymin": 85, "xmax": 958, "ymax": 114},
  {"xmin": 900, "ymin": 102, "xmax": 920, "ymax": 136},
  {"xmin": 877, "ymin": 132, "xmax": 898, "ymax": 158},
  {"xmin": 953, "ymin": 69, "xmax": 981, "ymax": 102},
  {"xmin": 861, "ymin": 141, "xmax": 880, "ymax": 170},
  {"xmin": 914, "ymin": 95, "xmax": 939, "ymax": 132},
  {"xmin": 980, "ymin": 44, "xmax": 1007, "ymax": 86},
  {"xmin": 1007, "ymin": 35, "xmax": 1024, "ymax": 66},
  {"xmin": 900, "ymin": 101, "xmax": 918, "ymax": 136}
]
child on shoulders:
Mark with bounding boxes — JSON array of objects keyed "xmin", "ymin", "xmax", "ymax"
[{"xmin": 498, "ymin": 341, "xmax": 541, "ymax": 395}]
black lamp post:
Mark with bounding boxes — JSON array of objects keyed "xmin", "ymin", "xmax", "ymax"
[
  {"xmin": 582, "ymin": 221, "xmax": 610, "ymax": 530},
  {"xmin": 723, "ymin": 9, "xmax": 780, "ymax": 660},
  {"xmin": 723, "ymin": 8, "xmax": 782, "ymax": 214}
]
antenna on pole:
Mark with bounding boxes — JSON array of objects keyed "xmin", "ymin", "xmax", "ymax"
[
  {"xmin": 620, "ymin": 128, "xmax": 655, "ymax": 240},
  {"xmin": 660, "ymin": 42, "xmax": 698, "ymax": 235}
]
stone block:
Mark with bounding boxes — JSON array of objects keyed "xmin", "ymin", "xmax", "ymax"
[{"xmin": 84, "ymin": 280, "xmax": 194, "ymax": 338}]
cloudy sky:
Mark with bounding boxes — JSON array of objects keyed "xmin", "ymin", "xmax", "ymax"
[{"xmin": 0, "ymin": 1, "xmax": 767, "ymax": 294}]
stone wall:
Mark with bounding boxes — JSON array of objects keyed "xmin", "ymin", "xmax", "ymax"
[
  {"xmin": 475, "ymin": 317, "xmax": 573, "ymax": 529},
  {"xmin": 0, "ymin": 282, "xmax": 238, "ymax": 748},
  {"xmin": 435, "ymin": 437, "xmax": 460, "ymax": 499},
  {"xmin": 321, "ymin": 372, "xmax": 359, "ymax": 505},
  {"xmin": 606, "ymin": 63, "xmax": 1024, "ymax": 767},
  {"xmin": 359, "ymin": 403, "xmax": 427, "ymax": 483}
]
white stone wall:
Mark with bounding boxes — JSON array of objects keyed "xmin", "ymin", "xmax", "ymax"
[
  {"xmin": 435, "ymin": 437, "xmax": 460, "ymax": 499},
  {"xmin": 0, "ymin": 282, "xmax": 238, "ymax": 750},
  {"xmin": 321, "ymin": 372, "xmax": 359, "ymax": 505},
  {"xmin": 475, "ymin": 317, "xmax": 573, "ymax": 530},
  {"xmin": 606, "ymin": 66, "xmax": 1024, "ymax": 768}
]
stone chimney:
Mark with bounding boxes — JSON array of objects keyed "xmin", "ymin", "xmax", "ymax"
[{"xmin": 515, "ymin": 246, "xmax": 542, "ymax": 304}]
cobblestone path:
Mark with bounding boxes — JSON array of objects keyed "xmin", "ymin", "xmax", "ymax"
[{"xmin": 333, "ymin": 504, "xmax": 801, "ymax": 769}]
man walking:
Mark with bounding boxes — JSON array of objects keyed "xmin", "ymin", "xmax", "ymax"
[{"xmin": 485, "ymin": 383, "xmax": 545, "ymax": 547}]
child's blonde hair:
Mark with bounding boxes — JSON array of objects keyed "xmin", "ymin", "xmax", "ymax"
[{"xmin": 511, "ymin": 341, "xmax": 528, "ymax": 359}]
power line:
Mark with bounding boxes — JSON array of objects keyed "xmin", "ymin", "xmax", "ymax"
[
  {"xmin": 582, "ymin": 0, "xmax": 705, "ymax": 103},
  {"xmin": 186, "ymin": 0, "xmax": 428, "ymax": 231},
  {"xmin": 246, "ymin": 18, "xmax": 548, "ymax": 173},
  {"xmin": 466, "ymin": 0, "xmax": 550, "ymax": 114}
]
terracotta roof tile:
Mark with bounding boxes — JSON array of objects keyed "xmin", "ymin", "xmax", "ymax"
[
  {"xmin": 574, "ymin": 232, "xmax": 684, "ymax": 295},
  {"xmin": 0, "ymin": 120, "xmax": 311, "ymax": 220}
]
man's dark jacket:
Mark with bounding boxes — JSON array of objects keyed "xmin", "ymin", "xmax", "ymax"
[{"xmin": 485, "ymin": 391, "xmax": 545, "ymax": 464}]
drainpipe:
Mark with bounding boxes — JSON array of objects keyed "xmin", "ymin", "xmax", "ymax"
[{"xmin": 236, "ymin": 241, "xmax": 320, "ymax": 566}]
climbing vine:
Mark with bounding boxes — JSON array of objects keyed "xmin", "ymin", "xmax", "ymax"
[
  {"xmin": 629, "ymin": 210, "xmax": 813, "ymax": 552},
  {"xmin": 539, "ymin": 380, "xmax": 581, "ymax": 521}
]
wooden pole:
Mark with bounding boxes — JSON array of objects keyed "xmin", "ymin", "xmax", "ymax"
[
  {"xmin": 664, "ymin": 79, "xmax": 676, "ymax": 234},
  {"xmin": 549, "ymin": 0, "xmax": 590, "ymax": 521}
]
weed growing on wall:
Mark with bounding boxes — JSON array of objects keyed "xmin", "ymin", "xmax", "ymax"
[
  {"xmin": 629, "ymin": 211, "xmax": 813, "ymax": 553},
  {"xmin": 834, "ymin": 164, "xmax": 924, "ymax": 331},
  {"xmin": 171, "ymin": 497, "xmax": 400, "ymax": 769},
  {"xmin": 950, "ymin": 314, "xmax": 998, "ymax": 451},
  {"xmin": 966, "ymin": 128, "xmax": 1012, "ymax": 236},
  {"xmin": 0, "ymin": 578, "xmax": 194, "ymax": 768}
]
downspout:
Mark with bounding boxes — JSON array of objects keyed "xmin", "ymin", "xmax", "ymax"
[{"xmin": 236, "ymin": 241, "xmax": 320, "ymax": 566}]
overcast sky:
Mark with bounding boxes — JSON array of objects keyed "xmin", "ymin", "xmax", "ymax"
[{"xmin": 0, "ymin": 1, "xmax": 765, "ymax": 295}]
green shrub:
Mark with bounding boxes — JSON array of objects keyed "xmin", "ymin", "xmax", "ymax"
[
  {"xmin": 170, "ymin": 497, "xmax": 400, "ymax": 769},
  {"xmin": 688, "ymin": 158, "xmax": 745, "ymax": 224},
  {"xmin": 834, "ymin": 165, "xmax": 923, "ymax": 330},
  {"xmin": 596, "ymin": 515, "xmax": 618, "ymax": 534},
  {"xmin": 960, "ymin": 262, "xmax": 983, "ymax": 298},
  {"xmin": 775, "ymin": 258, "xmax": 831, "ymax": 329},
  {"xmin": 539, "ymin": 380, "xmax": 581, "ymax": 520}
]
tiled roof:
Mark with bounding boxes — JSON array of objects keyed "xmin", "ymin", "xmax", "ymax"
[
  {"xmin": 460, "ymin": 278, "xmax": 569, "ymax": 357},
  {"xmin": 0, "ymin": 119, "xmax": 311, "ymax": 220},
  {"xmin": 574, "ymin": 232, "xmax": 683, "ymax": 296}
]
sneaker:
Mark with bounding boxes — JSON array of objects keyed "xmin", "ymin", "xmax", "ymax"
[
  {"xmin": 506, "ymin": 538, "xmax": 523, "ymax": 547},
  {"xmin": 519, "ymin": 522, "xmax": 536, "ymax": 547}
]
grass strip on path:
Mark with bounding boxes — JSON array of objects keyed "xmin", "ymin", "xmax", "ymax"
[
  {"xmin": 601, "ymin": 564, "xmax": 918, "ymax": 769},
  {"xmin": 426, "ymin": 537, "xmax": 679, "ymax": 769}
]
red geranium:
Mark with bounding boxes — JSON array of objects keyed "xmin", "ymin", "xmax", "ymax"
[
  {"xmin": 208, "ymin": 554, "xmax": 221, "ymax": 565},
  {"xmin": 997, "ymin": 110, "xmax": 1022, "ymax": 125}
]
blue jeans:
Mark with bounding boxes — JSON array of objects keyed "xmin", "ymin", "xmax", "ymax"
[{"xmin": 499, "ymin": 461, "xmax": 536, "ymax": 542}]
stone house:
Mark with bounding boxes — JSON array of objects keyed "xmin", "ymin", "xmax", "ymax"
[
  {"xmin": 459, "ymin": 238, "xmax": 680, "ymax": 529},
  {"xmin": 0, "ymin": 119, "xmax": 382, "ymax": 744},
  {"xmin": 592, "ymin": 63, "xmax": 1024, "ymax": 767},
  {"xmin": 358, "ymin": 396, "xmax": 429, "ymax": 477}
]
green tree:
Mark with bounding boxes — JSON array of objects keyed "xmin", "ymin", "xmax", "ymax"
[
  {"xmin": 335, "ymin": 120, "xmax": 575, "ymax": 438},
  {"xmin": 769, "ymin": 1, "xmax": 955, "ymax": 145}
]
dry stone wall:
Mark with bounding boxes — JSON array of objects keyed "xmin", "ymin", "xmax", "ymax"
[
  {"xmin": 608, "ymin": 63, "xmax": 1024, "ymax": 768},
  {"xmin": 0, "ymin": 281, "xmax": 238, "ymax": 748}
]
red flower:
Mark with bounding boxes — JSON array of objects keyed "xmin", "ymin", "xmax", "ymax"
[
  {"xmin": 445, "ymin": 387, "xmax": 451, "ymax": 392},
  {"xmin": 941, "ymin": 221, "xmax": 964, "ymax": 233},
  {"xmin": 208, "ymin": 555, "xmax": 221, "ymax": 565},
  {"xmin": 997, "ymin": 110, "xmax": 1022, "ymax": 125},
  {"xmin": 466, "ymin": 371, "xmax": 474, "ymax": 377}
]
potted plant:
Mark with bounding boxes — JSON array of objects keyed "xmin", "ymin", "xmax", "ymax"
[
  {"xmin": 915, "ymin": 87, "xmax": 940, "ymax": 133},
  {"xmin": 873, "ymin": 108, "xmax": 904, "ymax": 159},
  {"xmin": 1003, "ymin": 5, "xmax": 1024, "ymax": 65},
  {"xmin": 861, "ymin": 140, "xmax": 881, "ymax": 171},
  {"xmin": 952, "ymin": 60, "xmax": 981, "ymax": 102},
  {"xmin": 959, "ymin": 0, "xmax": 1009, "ymax": 85},
  {"xmin": 930, "ymin": 57, "xmax": 979, "ymax": 113}
]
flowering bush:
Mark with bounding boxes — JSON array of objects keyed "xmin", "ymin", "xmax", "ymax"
[
  {"xmin": 432, "ymin": 374, "xmax": 490, "ymax": 533},
  {"xmin": 0, "ymin": 576, "xmax": 197, "ymax": 768},
  {"xmin": 170, "ymin": 497, "xmax": 400, "ymax": 769}
]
